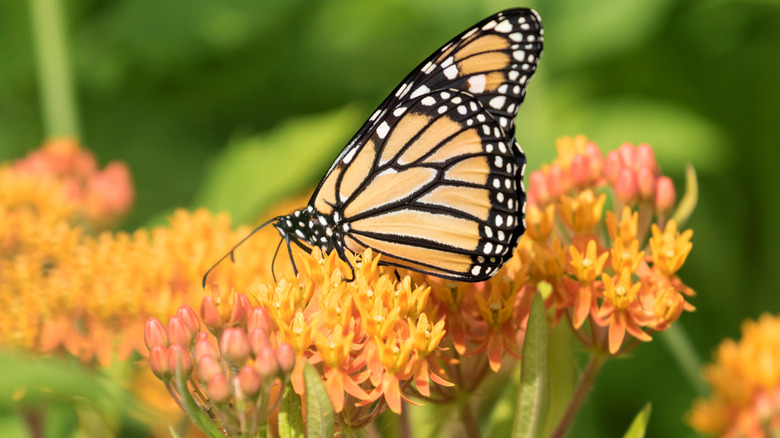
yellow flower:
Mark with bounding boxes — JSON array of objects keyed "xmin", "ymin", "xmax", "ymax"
[
  {"xmin": 610, "ymin": 237, "xmax": 644, "ymax": 273},
  {"xmin": 525, "ymin": 204, "xmax": 556, "ymax": 241},
  {"xmin": 569, "ymin": 240, "xmax": 609, "ymax": 283},
  {"xmin": 558, "ymin": 190, "xmax": 606, "ymax": 234},
  {"xmin": 605, "ymin": 207, "xmax": 639, "ymax": 245},
  {"xmin": 649, "ymin": 220, "xmax": 693, "ymax": 276},
  {"xmin": 688, "ymin": 313, "xmax": 780, "ymax": 437},
  {"xmin": 554, "ymin": 134, "xmax": 591, "ymax": 171}
]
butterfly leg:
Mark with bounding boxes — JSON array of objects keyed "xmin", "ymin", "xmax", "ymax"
[
  {"xmin": 285, "ymin": 234, "xmax": 299, "ymax": 277},
  {"xmin": 271, "ymin": 237, "xmax": 284, "ymax": 283},
  {"xmin": 394, "ymin": 269, "xmax": 402, "ymax": 283},
  {"xmin": 334, "ymin": 244, "xmax": 356, "ymax": 282}
]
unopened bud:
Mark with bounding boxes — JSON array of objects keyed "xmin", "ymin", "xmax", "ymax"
[
  {"xmin": 194, "ymin": 332, "xmax": 219, "ymax": 363},
  {"xmin": 547, "ymin": 164, "xmax": 569, "ymax": 198},
  {"xmin": 255, "ymin": 347, "xmax": 279, "ymax": 380},
  {"xmin": 207, "ymin": 373, "xmax": 231, "ymax": 404},
  {"xmin": 220, "ymin": 327, "xmax": 251, "ymax": 366},
  {"xmin": 275, "ymin": 343, "xmax": 296, "ymax": 374},
  {"xmin": 238, "ymin": 366, "xmax": 262, "ymax": 398},
  {"xmin": 604, "ymin": 150, "xmax": 622, "ymax": 184},
  {"xmin": 167, "ymin": 316, "xmax": 193, "ymax": 346},
  {"xmin": 615, "ymin": 169, "xmax": 638, "ymax": 204},
  {"xmin": 528, "ymin": 170, "xmax": 550, "ymax": 206},
  {"xmin": 569, "ymin": 154, "xmax": 590, "ymax": 188},
  {"xmin": 144, "ymin": 317, "xmax": 168, "ymax": 350},
  {"xmin": 228, "ymin": 294, "xmax": 251, "ymax": 328},
  {"xmin": 176, "ymin": 306, "xmax": 201, "ymax": 336},
  {"xmin": 654, "ymin": 176, "xmax": 676, "ymax": 214},
  {"xmin": 585, "ymin": 142, "xmax": 603, "ymax": 179},
  {"xmin": 248, "ymin": 307, "xmax": 274, "ymax": 333},
  {"xmin": 635, "ymin": 144, "xmax": 657, "ymax": 171},
  {"xmin": 168, "ymin": 344, "xmax": 193, "ymax": 376},
  {"xmin": 618, "ymin": 143, "xmax": 636, "ymax": 169},
  {"xmin": 248, "ymin": 328, "xmax": 270, "ymax": 357},
  {"xmin": 200, "ymin": 295, "xmax": 222, "ymax": 331},
  {"xmin": 197, "ymin": 354, "xmax": 223, "ymax": 383},
  {"xmin": 149, "ymin": 345, "xmax": 171, "ymax": 381},
  {"xmin": 636, "ymin": 167, "xmax": 656, "ymax": 200}
]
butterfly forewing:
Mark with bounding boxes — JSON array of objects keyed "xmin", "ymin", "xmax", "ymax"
[{"xmin": 299, "ymin": 9, "xmax": 541, "ymax": 282}]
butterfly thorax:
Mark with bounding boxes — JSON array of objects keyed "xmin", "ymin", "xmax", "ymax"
[{"xmin": 274, "ymin": 205, "xmax": 345, "ymax": 254}]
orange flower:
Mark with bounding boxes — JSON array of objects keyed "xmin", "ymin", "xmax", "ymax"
[
  {"xmin": 688, "ymin": 314, "xmax": 780, "ymax": 437},
  {"xmin": 558, "ymin": 190, "xmax": 606, "ymax": 235},
  {"xmin": 597, "ymin": 268, "xmax": 651, "ymax": 354},
  {"xmin": 649, "ymin": 220, "xmax": 693, "ymax": 276}
]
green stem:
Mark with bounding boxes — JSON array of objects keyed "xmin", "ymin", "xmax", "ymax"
[
  {"xmin": 28, "ymin": 0, "xmax": 80, "ymax": 138},
  {"xmin": 550, "ymin": 354, "xmax": 605, "ymax": 438},
  {"xmin": 459, "ymin": 400, "xmax": 482, "ymax": 438},
  {"xmin": 660, "ymin": 323, "xmax": 707, "ymax": 395}
]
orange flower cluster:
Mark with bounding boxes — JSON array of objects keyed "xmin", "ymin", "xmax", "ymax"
[
  {"xmin": 10, "ymin": 137, "xmax": 134, "ymax": 227},
  {"xmin": 688, "ymin": 314, "xmax": 780, "ymax": 437},
  {"xmin": 521, "ymin": 135, "xmax": 695, "ymax": 354}
]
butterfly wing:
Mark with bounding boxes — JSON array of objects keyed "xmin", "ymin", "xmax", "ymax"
[{"xmin": 309, "ymin": 9, "xmax": 543, "ymax": 281}]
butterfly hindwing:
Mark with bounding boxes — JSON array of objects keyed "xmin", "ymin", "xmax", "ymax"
[{"xmin": 329, "ymin": 89, "xmax": 524, "ymax": 281}]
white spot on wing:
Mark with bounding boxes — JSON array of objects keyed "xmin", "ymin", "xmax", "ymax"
[
  {"xmin": 513, "ymin": 50, "xmax": 525, "ymax": 62},
  {"xmin": 410, "ymin": 85, "xmax": 430, "ymax": 99},
  {"xmin": 489, "ymin": 96, "xmax": 506, "ymax": 110},
  {"xmin": 377, "ymin": 122, "xmax": 390, "ymax": 139},
  {"xmin": 494, "ymin": 20, "xmax": 512, "ymax": 33},
  {"xmin": 421, "ymin": 96, "xmax": 436, "ymax": 106},
  {"xmin": 467, "ymin": 75, "xmax": 487, "ymax": 93},
  {"xmin": 443, "ymin": 64, "xmax": 459, "ymax": 80}
]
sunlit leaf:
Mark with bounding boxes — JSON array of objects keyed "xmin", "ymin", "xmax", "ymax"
[
  {"xmin": 512, "ymin": 292, "xmax": 550, "ymax": 438},
  {"xmin": 622, "ymin": 403, "xmax": 652, "ymax": 438},
  {"xmin": 278, "ymin": 383, "xmax": 304, "ymax": 438},
  {"xmin": 303, "ymin": 362, "xmax": 334, "ymax": 438}
]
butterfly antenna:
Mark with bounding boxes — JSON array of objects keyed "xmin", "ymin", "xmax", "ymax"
[
  {"xmin": 202, "ymin": 215, "xmax": 283, "ymax": 288},
  {"xmin": 271, "ymin": 237, "xmax": 284, "ymax": 283}
]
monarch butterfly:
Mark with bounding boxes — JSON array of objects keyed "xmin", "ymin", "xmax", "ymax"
[{"xmin": 204, "ymin": 8, "xmax": 543, "ymax": 285}]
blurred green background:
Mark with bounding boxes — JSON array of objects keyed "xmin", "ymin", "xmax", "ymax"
[{"xmin": 2, "ymin": 0, "xmax": 779, "ymax": 436}]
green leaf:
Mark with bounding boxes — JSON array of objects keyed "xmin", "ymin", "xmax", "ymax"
[
  {"xmin": 671, "ymin": 164, "xmax": 698, "ymax": 228},
  {"xmin": 303, "ymin": 362, "xmax": 334, "ymax": 438},
  {"xmin": 541, "ymin": 319, "xmax": 576, "ymax": 437},
  {"xmin": 173, "ymin": 360, "xmax": 224, "ymax": 438},
  {"xmin": 622, "ymin": 403, "xmax": 652, "ymax": 438},
  {"xmin": 278, "ymin": 382, "xmax": 304, "ymax": 438},
  {"xmin": 192, "ymin": 106, "xmax": 362, "ymax": 225},
  {"xmin": 512, "ymin": 292, "xmax": 550, "ymax": 438}
]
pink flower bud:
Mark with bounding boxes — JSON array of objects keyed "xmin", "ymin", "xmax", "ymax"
[
  {"xmin": 149, "ymin": 345, "xmax": 171, "ymax": 381},
  {"xmin": 248, "ymin": 328, "xmax": 270, "ymax": 357},
  {"xmin": 238, "ymin": 366, "xmax": 262, "ymax": 398},
  {"xmin": 615, "ymin": 169, "xmax": 638, "ymax": 204},
  {"xmin": 569, "ymin": 154, "xmax": 590, "ymax": 188},
  {"xmin": 197, "ymin": 354, "xmax": 223, "ymax": 383},
  {"xmin": 654, "ymin": 176, "xmax": 676, "ymax": 214},
  {"xmin": 618, "ymin": 143, "xmax": 636, "ymax": 169},
  {"xmin": 255, "ymin": 347, "xmax": 279, "ymax": 380},
  {"xmin": 635, "ymin": 144, "xmax": 657, "ymax": 171},
  {"xmin": 176, "ymin": 306, "xmax": 201, "ymax": 337},
  {"xmin": 220, "ymin": 328, "xmax": 251, "ymax": 366},
  {"xmin": 228, "ymin": 294, "xmax": 251, "ymax": 328},
  {"xmin": 604, "ymin": 151, "xmax": 622, "ymax": 184},
  {"xmin": 275, "ymin": 343, "xmax": 296, "ymax": 374},
  {"xmin": 168, "ymin": 344, "xmax": 193, "ymax": 376},
  {"xmin": 248, "ymin": 307, "xmax": 274, "ymax": 333},
  {"xmin": 528, "ymin": 170, "xmax": 550, "ymax": 206},
  {"xmin": 144, "ymin": 317, "xmax": 168, "ymax": 350},
  {"xmin": 194, "ymin": 332, "xmax": 219, "ymax": 363},
  {"xmin": 636, "ymin": 167, "xmax": 656, "ymax": 200},
  {"xmin": 207, "ymin": 373, "xmax": 231, "ymax": 404},
  {"xmin": 200, "ymin": 295, "xmax": 222, "ymax": 331},
  {"xmin": 547, "ymin": 164, "xmax": 569, "ymax": 198},
  {"xmin": 167, "ymin": 316, "xmax": 193, "ymax": 346},
  {"xmin": 585, "ymin": 142, "xmax": 603, "ymax": 179}
]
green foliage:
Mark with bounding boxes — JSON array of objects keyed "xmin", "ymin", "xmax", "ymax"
[
  {"xmin": 278, "ymin": 383, "xmax": 304, "ymax": 438},
  {"xmin": 303, "ymin": 362, "xmax": 335, "ymax": 438},
  {"xmin": 623, "ymin": 403, "xmax": 652, "ymax": 438},
  {"xmin": 513, "ymin": 293, "xmax": 550, "ymax": 438}
]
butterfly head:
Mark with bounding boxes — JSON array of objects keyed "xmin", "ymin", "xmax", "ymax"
[{"xmin": 275, "ymin": 206, "xmax": 341, "ymax": 254}]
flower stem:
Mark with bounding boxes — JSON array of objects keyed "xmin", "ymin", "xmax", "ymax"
[
  {"xmin": 28, "ymin": 0, "xmax": 80, "ymax": 137},
  {"xmin": 550, "ymin": 353, "xmax": 605, "ymax": 438},
  {"xmin": 459, "ymin": 400, "xmax": 481, "ymax": 438}
]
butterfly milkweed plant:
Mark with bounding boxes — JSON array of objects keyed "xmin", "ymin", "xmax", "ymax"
[{"xmin": 0, "ymin": 134, "xmax": 715, "ymax": 438}]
